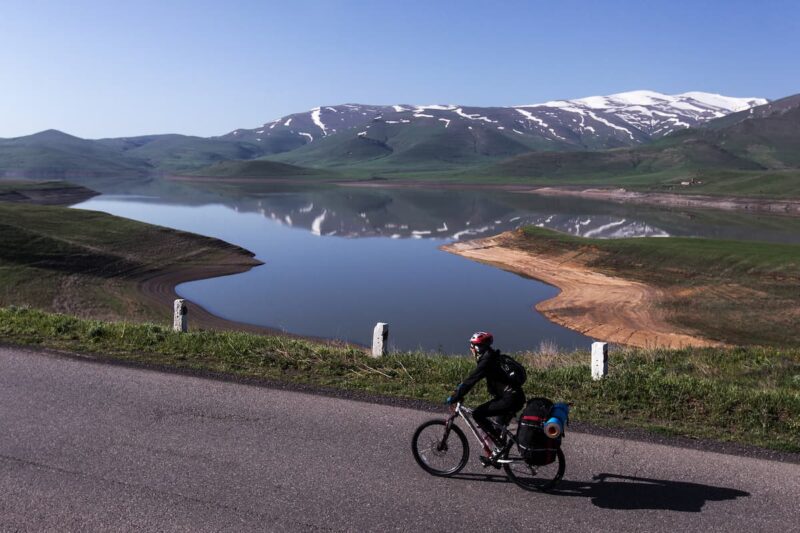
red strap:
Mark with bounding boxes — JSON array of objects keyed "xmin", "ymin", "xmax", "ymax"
[{"xmin": 522, "ymin": 415, "xmax": 544, "ymax": 421}]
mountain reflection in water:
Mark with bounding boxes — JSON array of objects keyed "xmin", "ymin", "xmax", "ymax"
[
  {"xmin": 189, "ymin": 187, "xmax": 673, "ymax": 242},
  {"xmin": 73, "ymin": 184, "xmax": 800, "ymax": 352}
]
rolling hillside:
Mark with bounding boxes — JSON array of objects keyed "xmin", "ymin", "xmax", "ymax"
[
  {"xmin": 0, "ymin": 130, "xmax": 153, "ymax": 180},
  {"xmin": 249, "ymin": 91, "xmax": 766, "ymax": 171},
  {"xmin": 185, "ymin": 159, "xmax": 338, "ymax": 179},
  {"xmin": 0, "ymin": 89, "xmax": 786, "ymax": 191},
  {"xmin": 477, "ymin": 93, "xmax": 800, "ymax": 195},
  {"xmin": 96, "ymin": 134, "xmax": 267, "ymax": 172}
]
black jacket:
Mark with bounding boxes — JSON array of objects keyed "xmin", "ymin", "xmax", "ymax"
[{"xmin": 453, "ymin": 348, "xmax": 522, "ymax": 401}]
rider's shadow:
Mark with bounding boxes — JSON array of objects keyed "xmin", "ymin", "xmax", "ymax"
[
  {"xmin": 553, "ymin": 473, "xmax": 750, "ymax": 512},
  {"xmin": 450, "ymin": 472, "xmax": 749, "ymax": 512}
]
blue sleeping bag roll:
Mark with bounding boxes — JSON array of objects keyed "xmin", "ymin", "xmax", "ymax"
[{"xmin": 543, "ymin": 402, "xmax": 569, "ymax": 439}]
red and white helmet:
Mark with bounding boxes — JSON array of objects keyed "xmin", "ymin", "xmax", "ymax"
[{"xmin": 469, "ymin": 331, "xmax": 493, "ymax": 349}]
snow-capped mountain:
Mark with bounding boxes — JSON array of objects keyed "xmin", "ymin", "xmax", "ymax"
[{"xmin": 221, "ymin": 91, "xmax": 767, "ymax": 157}]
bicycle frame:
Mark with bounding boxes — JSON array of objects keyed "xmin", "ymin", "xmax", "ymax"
[
  {"xmin": 413, "ymin": 401, "xmax": 567, "ymax": 490},
  {"xmin": 447, "ymin": 402, "xmax": 520, "ymax": 465}
]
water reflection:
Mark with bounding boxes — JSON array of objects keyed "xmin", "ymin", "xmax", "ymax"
[
  {"xmin": 126, "ymin": 183, "xmax": 800, "ymax": 244},
  {"xmin": 138, "ymin": 187, "xmax": 672, "ymax": 241},
  {"xmin": 73, "ymin": 183, "xmax": 800, "ymax": 352}
]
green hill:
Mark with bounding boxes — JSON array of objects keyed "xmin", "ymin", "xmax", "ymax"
[
  {"xmin": 0, "ymin": 130, "xmax": 153, "ymax": 182},
  {"xmin": 476, "ymin": 94, "xmax": 800, "ymax": 196},
  {"xmin": 0, "ymin": 180, "xmax": 98, "ymax": 205},
  {"xmin": 185, "ymin": 159, "xmax": 338, "ymax": 179},
  {"xmin": 97, "ymin": 134, "xmax": 268, "ymax": 172},
  {"xmin": 267, "ymin": 119, "xmax": 568, "ymax": 173}
]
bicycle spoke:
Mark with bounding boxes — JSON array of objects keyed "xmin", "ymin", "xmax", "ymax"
[{"xmin": 412, "ymin": 420, "xmax": 469, "ymax": 476}]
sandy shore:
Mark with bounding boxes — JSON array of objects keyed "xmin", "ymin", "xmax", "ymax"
[{"xmin": 443, "ymin": 233, "xmax": 721, "ymax": 349}]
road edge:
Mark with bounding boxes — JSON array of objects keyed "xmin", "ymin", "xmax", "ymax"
[{"xmin": 3, "ymin": 341, "xmax": 797, "ymax": 465}]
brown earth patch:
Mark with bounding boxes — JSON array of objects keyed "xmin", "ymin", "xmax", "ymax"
[{"xmin": 442, "ymin": 233, "xmax": 722, "ymax": 349}]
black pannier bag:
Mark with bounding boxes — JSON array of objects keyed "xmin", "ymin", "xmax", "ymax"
[{"xmin": 516, "ymin": 397, "xmax": 561, "ymax": 465}]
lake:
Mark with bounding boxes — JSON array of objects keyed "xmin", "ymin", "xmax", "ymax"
[{"xmin": 73, "ymin": 183, "xmax": 800, "ymax": 354}]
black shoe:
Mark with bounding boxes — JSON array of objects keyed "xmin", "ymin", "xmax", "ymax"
[{"xmin": 479, "ymin": 456, "xmax": 502, "ymax": 470}]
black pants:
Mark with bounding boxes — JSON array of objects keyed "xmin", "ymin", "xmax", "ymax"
[{"xmin": 473, "ymin": 389, "xmax": 526, "ymax": 438}]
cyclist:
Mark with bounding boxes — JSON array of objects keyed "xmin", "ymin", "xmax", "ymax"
[{"xmin": 446, "ymin": 331, "xmax": 526, "ymax": 459}]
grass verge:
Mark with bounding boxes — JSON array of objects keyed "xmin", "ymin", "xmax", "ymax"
[{"xmin": 1, "ymin": 306, "xmax": 797, "ymax": 453}]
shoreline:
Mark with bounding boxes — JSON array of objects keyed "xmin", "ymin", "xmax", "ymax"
[
  {"xmin": 133, "ymin": 261, "xmax": 286, "ymax": 336},
  {"xmin": 341, "ymin": 180, "xmax": 800, "ymax": 216},
  {"xmin": 526, "ymin": 186, "xmax": 800, "ymax": 216},
  {"xmin": 442, "ymin": 233, "xmax": 722, "ymax": 349},
  {"xmin": 171, "ymin": 174, "xmax": 800, "ymax": 217},
  {"xmin": 131, "ymin": 252, "xmax": 356, "ymax": 347}
]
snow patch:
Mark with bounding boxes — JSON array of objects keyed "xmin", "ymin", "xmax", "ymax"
[
  {"xmin": 515, "ymin": 108, "xmax": 549, "ymax": 128},
  {"xmin": 454, "ymin": 108, "xmax": 496, "ymax": 123},
  {"xmin": 585, "ymin": 110, "xmax": 634, "ymax": 139},
  {"xmin": 299, "ymin": 132, "xmax": 313, "ymax": 142},
  {"xmin": 583, "ymin": 219, "xmax": 626, "ymax": 238},
  {"xmin": 439, "ymin": 118, "xmax": 451, "ymax": 128},
  {"xmin": 311, "ymin": 210, "xmax": 327, "ymax": 236},
  {"xmin": 678, "ymin": 92, "xmax": 767, "ymax": 112},
  {"xmin": 284, "ymin": 118, "xmax": 293, "ymax": 126},
  {"xmin": 310, "ymin": 107, "xmax": 328, "ymax": 135},
  {"xmin": 415, "ymin": 104, "xmax": 457, "ymax": 111}
]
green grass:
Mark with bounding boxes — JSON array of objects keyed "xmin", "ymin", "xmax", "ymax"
[
  {"xmin": 512, "ymin": 227, "xmax": 800, "ymax": 346},
  {"xmin": 185, "ymin": 159, "xmax": 339, "ymax": 179},
  {"xmin": 0, "ymin": 202, "xmax": 259, "ymax": 322},
  {"xmin": 1, "ymin": 306, "xmax": 798, "ymax": 452},
  {"xmin": 0, "ymin": 180, "xmax": 75, "ymax": 192}
]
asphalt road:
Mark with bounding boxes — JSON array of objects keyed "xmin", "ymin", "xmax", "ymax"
[{"xmin": 1, "ymin": 346, "xmax": 798, "ymax": 532}]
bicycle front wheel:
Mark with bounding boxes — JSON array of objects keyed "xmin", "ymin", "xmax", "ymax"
[
  {"xmin": 503, "ymin": 448, "xmax": 565, "ymax": 492},
  {"xmin": 412, "ymin": 419, "xmax": 469, "ymax": 477}
]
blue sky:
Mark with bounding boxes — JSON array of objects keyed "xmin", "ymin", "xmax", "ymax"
[{"xmin": 1, "ymin": 0, "xmax": 798, "ymax": 138}]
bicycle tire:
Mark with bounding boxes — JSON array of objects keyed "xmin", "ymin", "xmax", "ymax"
[
  {"xmin": 503, "ymin": 448, "xmax": 565, "ymax": 492},
  {"xmin": 411, "ymin": 419, "xmax": 469, "ymax": 477}
]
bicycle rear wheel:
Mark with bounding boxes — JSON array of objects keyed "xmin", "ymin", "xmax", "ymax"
[
  {"xmin": 503, "ymin": 448, "xmax": 565, "ymax": 492},
  {"xmin": 412, "ymin": 420, "xmax": 469, "ymax": 477}
]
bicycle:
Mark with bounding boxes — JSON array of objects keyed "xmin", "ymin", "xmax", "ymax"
[{"xmin": 412, "ymin": 402, "xmax": 566, "ymax": 492}]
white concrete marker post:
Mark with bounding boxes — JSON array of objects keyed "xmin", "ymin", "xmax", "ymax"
[
  {"xmin": 591, "ymin": 341, "xmax": 608, "ymax": 380},
  {"xmin": 173, "ymin": 299, "xmax": 188, "ymax": 333},
  {"xmin": 372, "ymin": 322, "xmax": 389, "ymax": 358}
]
